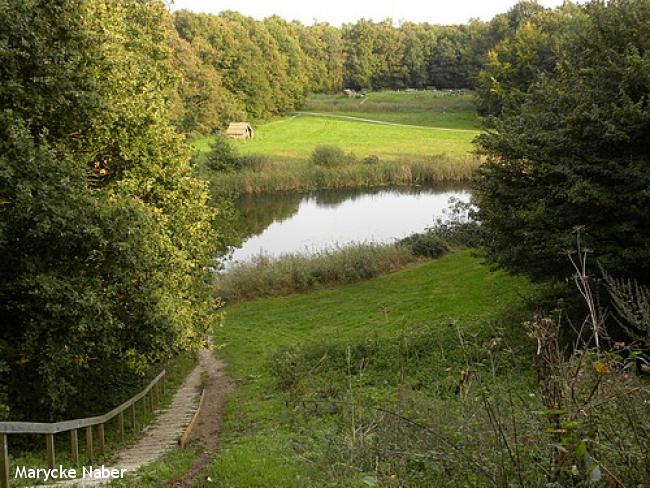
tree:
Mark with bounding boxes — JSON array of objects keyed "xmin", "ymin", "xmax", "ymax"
[
  {"xmin": 474, "ymin": 0, "xmax": 650, "ymax": 283},
  {"xmin": 0, "ymin": 0, "xmax": 218, "ymax": 420},
  {"xmin": 474, "ymin": 4, "xmax": 577, "ymax": 115},
  {"xmin": 167, "ymin": 28, "xmax": 245, "ymax": 135}
]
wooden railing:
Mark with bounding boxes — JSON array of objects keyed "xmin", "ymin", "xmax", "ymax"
[{"xmin": 0, "ymin": 370, "xmax": 166, "ymax": 488}]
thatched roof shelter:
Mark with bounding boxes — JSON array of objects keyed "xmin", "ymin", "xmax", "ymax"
[{"xmin": 226, "ymin": 122, "xmax": 254, "ymax": 139}]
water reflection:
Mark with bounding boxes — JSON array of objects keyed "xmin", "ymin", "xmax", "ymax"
[{"xmin": 231, "ymin": 184, "xmax": 471, "ymax": 264}]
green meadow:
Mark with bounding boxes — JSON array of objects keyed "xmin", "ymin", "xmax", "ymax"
[
  {"xmin": 204, "ymin": 251, "xmax": 536, "ymax": 487},
  {"xmin": 193, "ymin": 90, "xmax": 482, "ymax": 193},
  {"xmin": 193, "ymin": 114, "xmax": 478, "ymax": 161}
]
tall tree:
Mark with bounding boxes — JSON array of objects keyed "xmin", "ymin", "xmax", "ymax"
[
  {"xmin": 0, "ymin": 0, "xmax": 218, "ymax": 420},
  {"xmin": 474, "ymin": 0, "xmax": 650, "ymax": 283}
]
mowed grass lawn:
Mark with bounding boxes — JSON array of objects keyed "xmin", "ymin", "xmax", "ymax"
[
  {"xmin": 192, "ymin": 90, "xmax": 481, "ymax": 161},
  {"xmin": 194, "ymin": 115, "xmax": 478, "ymax": 161},
  {"xmin": 205, "ymin": 251, "xmax": 534, "ymax": 487}
]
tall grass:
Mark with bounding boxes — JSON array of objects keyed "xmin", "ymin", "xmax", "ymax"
[
  {"xmin": 216, "ymin": 243, "xmax": 418, "ymax": 302},
  {"xmin": 204, "ymin": 154, "xmax": 480, "ymax": 194}
]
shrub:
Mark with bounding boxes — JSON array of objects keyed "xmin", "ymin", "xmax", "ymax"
[
  {"xmin": 216, "ymin": 243, "xmax": 417, "ymax": 302},
  {"xmin": 361, "ymin": 154, "xmax": 380, "ymax": 165},
  {"xmin": 310, "ymin": 144, "xmax": 346, "ymax": 167},
  {"xmin": 399, "ymin": 232, "xmax": 449, "ymax": 258},
  {"xmin": 205, "ymin": 132, "xmax": 241, "ymax": 172}
]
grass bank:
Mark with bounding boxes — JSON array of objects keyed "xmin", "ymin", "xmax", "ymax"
[{"xmin": 205, "ymin": 251, "xmax": 536, "ymax": 486}]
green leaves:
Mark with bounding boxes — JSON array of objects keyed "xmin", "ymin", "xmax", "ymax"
[
  {"xmin": 474, "ymin": 0, "xmax": 650, "ymax": 283},
  {"xmin": 0, "ymin": 1, "xmax": 218, "ymax": 420}
]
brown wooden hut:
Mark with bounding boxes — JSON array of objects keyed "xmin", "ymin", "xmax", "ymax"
[{"xmin": 226, "ymin": 122, "xmax": 254, "ymax": 140}]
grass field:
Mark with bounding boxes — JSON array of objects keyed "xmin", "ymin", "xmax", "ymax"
[
  {"xmin": 192, "ymin": 90, "xmax": 480, "ymax": 160},
  {"xmin": 193, "ymin": 114, "xmax": 478, "ymax": 161},
  {"xmin": 204, "ymin": 251, "xmax": 535, "ymax": 486},
  {"xmin": 303, "ymin": 90, "xmax": 480, "ymax": 130},
  {"xmin": 192, "ymin": 90, "xmax": 482, "ymax": 193}
]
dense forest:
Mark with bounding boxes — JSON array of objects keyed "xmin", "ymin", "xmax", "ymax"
[{"xmin": 170, "ymin": 1, "xmax": 560, "ymax": 132}]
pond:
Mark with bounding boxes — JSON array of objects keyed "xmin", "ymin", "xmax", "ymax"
[{"xmin": 229, "ymin": 184, "xmax": 472, "ymax": 264}]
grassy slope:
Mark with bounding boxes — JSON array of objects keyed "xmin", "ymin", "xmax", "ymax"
[
  {"xmin": 303, "ymin": 90, "xmax": 480, "ymax": 131},
  {"xmin": 205, "ymin": 251, "xmax": 533, "ymax": 487}
]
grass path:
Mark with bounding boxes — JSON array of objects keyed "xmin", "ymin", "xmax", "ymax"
[{"xmin": 295, "ymin": 111, "xmax": 480, "ymax": 133}]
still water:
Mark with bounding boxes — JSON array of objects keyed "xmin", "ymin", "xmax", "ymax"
[{"xmin": 229, "ymin": 184, "xmax": 471, "ymax": 264}]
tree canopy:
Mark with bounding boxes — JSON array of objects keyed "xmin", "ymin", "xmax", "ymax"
[
  {"xmin": 0, "ymin": 0, "xmax": 219, "ymax": 420},
  {"xmin": 474, "ymin": 0, "xmax": 650, "ymax": 283}
]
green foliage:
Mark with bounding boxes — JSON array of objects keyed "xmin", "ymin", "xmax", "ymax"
[
  {"xmin": 204, "ymin": 132, "xmax": 241, "ymax": 172},
  {"xmin": 310, "ymin": 144, "xmax": 346, "ymax": 167},
  {"xmin": 215, "ymin": 243, "xmax": 418, "ymax": 302},
  {"xmin": 399, "ymin": 233, "xmax": 449, "ymax": 258},
  {"xmin": 475, "ymin": 0, "xmax": 650, "ymax": 283},
  {"xmin": 0, "ymin": 0, "xmax": 218, "ymax": 420},
  {"xmin": 168, "ymin": 4, "xmax": 573, "ymax": 131}
]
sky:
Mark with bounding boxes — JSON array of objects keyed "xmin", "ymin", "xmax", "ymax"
[{"xmin": 168, "ymin": 0, "xmax": 569, "ymax": 26}]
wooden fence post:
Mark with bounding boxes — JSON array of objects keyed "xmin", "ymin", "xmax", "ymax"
[
  {"xmin": 97, "ymin": 423, "xmax": 105, "ymax": 455},
  {"xmin": 130, "ymin": 403, "xmax": 137, "ymax": 431},
  {"xmin": 161, "ymin": 376, "xmax": 166, "ymax": 397},
  {"xmin": 70, "ymin": 429, "xmax": 79, "ymax": 466},
  {"xmin": 0, "ymin": 433, "xmax": 9, "ymax": 488},
  {"xmin": 85, "ymin": 426, "xmax": 94, "ymax": 464},
  {"xmin": 45, "ymin": 434, "xmax": 55, "ymax": 469},
  {"xmin": 117, "ymin": 412, "xmax": 124, "ymax": 441}
]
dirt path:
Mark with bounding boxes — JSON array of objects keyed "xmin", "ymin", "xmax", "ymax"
[
  {"xmin": 166, "ymin": 351, "xmax": 234, "ymax": 487},
  {"xmin": 294, "ymin": 111, "xmax": 479, "ymax": 133},
  {"xmin": 42, "ymin": 349, "xmax": 231, "ymax": 487}
]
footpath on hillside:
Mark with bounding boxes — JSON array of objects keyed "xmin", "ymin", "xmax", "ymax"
[{"xmin": 41, "ymin": 349, "xmax": 232, "ymax": 487}]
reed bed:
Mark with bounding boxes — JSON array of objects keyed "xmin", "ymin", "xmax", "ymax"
[
  {"xmin": 216, "ymin": 243, "xmax": 419, "ymax": 302},
  {"xmin": 206, "ymin": 154, "xmax": 480, "ymax": 195}
]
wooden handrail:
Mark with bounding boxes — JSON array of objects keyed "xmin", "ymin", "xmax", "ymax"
[
  {"xmin": 0, "ymin": 371, "xmax": 165, "ymax": 435},
  {"xmin": 0, "ymin": 370, "xmax": 166, "ymax": 488}
]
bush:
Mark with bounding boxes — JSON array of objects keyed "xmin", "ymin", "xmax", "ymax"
[
  {"xmin": 361, "ymin": 154, "xmax": 380, "ymax": 165},
  {"xmin": 205, "ymin": 132, "xmax": 241, "ymax": 172},
  {"xmin": 399, "ymin": 232, "xmax": 449, "ymax": 258},
  {"xmin": 310, "ymin": 144, "xmax": 346, "ymax": 167}
]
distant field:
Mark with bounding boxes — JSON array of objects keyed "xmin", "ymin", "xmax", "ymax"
[
  {"xmin": 193, "ymin": 90, "xmax": 482, "ymax": 193},
  {"xmin": 192, "ymin": 90, "xmax": 481, "ymax": 160},
  {"xmin": 303, "ymin": 90, "xmax": 480, "ymax": 130},
  {"xmin": 194, "ymin": 114, "xmax": 478, "ymax": 161}
]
